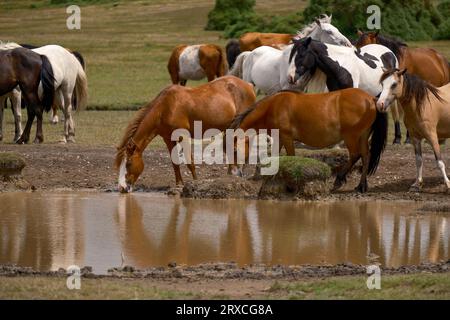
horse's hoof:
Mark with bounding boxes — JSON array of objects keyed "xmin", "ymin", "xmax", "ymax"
[
  {"xmin": 59, "ymin": 137, "xmax": 67, "ymax": 144},
  {"xmin": 67, "ymin": 136, "xmax": 76, "ymax": 143},
  {"xmin": 392, "ymin": 137, "xmax": 401, "ymax": 145},
  {"xmin": 409, "ymin": 185, "xmax": 422, "ymax": 193},
  {"xmin": 16, "ymin": 137, "xmax": 27, "ymax": 144},
  {"xmin": 33, "ymin": 137, "xmax": 43, "ymax": 144},
  {"xmin": 355, "ymin": 185, "xmax": 368, "ymax": 194},
  {"xmin": 404, "ymin": 138, "xmax": 411, "ymax": 144},
  {"xmin": 0, "ymin": 135, "xmax": 3, "ymax": 142}
]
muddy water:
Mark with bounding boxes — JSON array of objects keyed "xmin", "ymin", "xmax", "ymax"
[{"xmin": 0, "ymin": 192, "xmax": 448, "ymax": 274}]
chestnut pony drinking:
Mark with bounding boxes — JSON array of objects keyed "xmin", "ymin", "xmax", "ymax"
[{"xmin": 116, "ymin": 76, "xmax": 256, "ymax": 193}]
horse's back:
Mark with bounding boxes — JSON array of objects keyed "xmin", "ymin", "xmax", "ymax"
[{"xmin": 405, "ymin": 48, "xmax": 450, "ymax": 86}]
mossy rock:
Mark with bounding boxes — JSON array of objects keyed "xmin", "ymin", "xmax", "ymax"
[
  {"xmin": 0, "ymin": 153, "xmax": 26, "ymax": 177},
  {"xmin": 259, "ymin": 156, "xmax": 332, "ymax": 200}
]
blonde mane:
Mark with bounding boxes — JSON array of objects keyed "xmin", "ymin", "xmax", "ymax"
[{"xmin": 0, "ymin": 41, "xmax": 22, "ymax": 51}]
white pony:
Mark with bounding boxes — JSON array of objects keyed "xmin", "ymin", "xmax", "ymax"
[
  {"xmin": 0, "ymin": 42, "xmax": 88, "ymax": 143},
  {"xmin": 229, "ymin": 15, "xmax": 352, "ymax": 95}
]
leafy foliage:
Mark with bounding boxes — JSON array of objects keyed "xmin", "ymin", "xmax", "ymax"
[{"xmin": 207, "ymin": 0, "xmax": 449, "ymax": 40}]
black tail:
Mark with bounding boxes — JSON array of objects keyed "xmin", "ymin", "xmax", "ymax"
[
  {"xmin": 71, "ymin": 51, "xmax": 86, "ymax": 70},
  {"xmin": 40, "ymin": 55, "xmax": 55, "ymax": 113},
  {"xmin": 368, "ymin": 111, "xmax": 388, "ymax": 176}
]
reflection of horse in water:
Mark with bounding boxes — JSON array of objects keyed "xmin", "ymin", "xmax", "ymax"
[
  {"xmin": 114, "ymin": 195, "xmax": 255, "ymax": 267},
  {"xmin": 252, "ymin": 201, "xmax": 449, "ymax": 266},
  {"xmin": 0, "ymin": 194, "xmax": 84, "ymax": 271}
]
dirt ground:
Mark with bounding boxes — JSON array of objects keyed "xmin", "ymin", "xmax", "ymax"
[{"xmin": 0, "ymin": 143, "xmax": 450, "ymax": 202}]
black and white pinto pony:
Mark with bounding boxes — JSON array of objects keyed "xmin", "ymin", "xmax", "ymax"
[
  {"xmin": 0, "ymin": 42, "xmax": 88, "ymax": 143},
  {"xmin": 288, "ymin": 37, "xmax": 399, "ymax": 94},
  {"xmin": 228, "ymin": 15, "xmax": 353, "ymax": 95}
]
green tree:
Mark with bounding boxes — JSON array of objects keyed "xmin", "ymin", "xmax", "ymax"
[{"xmin": 205, "ymin": 0, "xmax": 256, "ymax": 31}]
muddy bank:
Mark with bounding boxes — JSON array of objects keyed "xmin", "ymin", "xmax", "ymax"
[
  {"xmin": 0, "ymin": 144, "xmax": 449, "ymax": 202},
  {"xmin": 1, "ymin": 261, "xmax": 449, "ymax": 280}
]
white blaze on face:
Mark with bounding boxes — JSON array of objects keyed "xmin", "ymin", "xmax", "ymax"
[
  {"xmin": 118, "ymin": 158, "xmax": 128, "ymax": 191},
  {"xmin": 287, "ymin": 51, "xmax": 297, "ymax": 84},
  {"xmin": 378, "ymin": 75, "xmax": 396, "ymax": 110}
]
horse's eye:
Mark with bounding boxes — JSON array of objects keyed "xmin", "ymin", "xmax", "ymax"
[{"xmin": 391, "ymin": 83, "xmax": 398, "ymax": 89}]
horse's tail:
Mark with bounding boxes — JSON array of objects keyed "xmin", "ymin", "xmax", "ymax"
[
  {"xmin": 228, "ymin": 51, "xmax": 250, "ymax": 78},
  {"xmin": 73, "ymin": 59, "xmax": 88, "ymax": 111},
  {"xmin": 217, "ymin": 45, "xmax": 228, "ymax": 76},
  {"xmin": 71, "ymin": 51, "xmax": 86, "ymax": 70},
  {"xmin": 229, "ymin": 95, "xmax": 274, "ymax": 130},
  {"xmin": 368, "ymin": 110, "xmax": 388, "ymax": 176},
  {"xmin": 40, "ymin": 55, "xmax": 55, "ymax": 113},
  {"xmin": 226, "ymin": 39, "xmax": 241, "ymax": 69}
]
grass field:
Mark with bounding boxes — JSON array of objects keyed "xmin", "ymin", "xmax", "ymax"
[
  {"xmin": 0, "ymin": 1, "xmax": 449, "ymax": 147},
  {"xmin": 1, "ymin": 273, "xmax": 448, "ymax": 299}
]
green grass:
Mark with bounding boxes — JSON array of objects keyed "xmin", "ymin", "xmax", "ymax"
[
  {"xmin": 0, "ymin": 273, "xmax": 448, "ymax": 299},
  {"xmin": 1, "ymin": 0, "xmax": 446, "ymax": 110},
  {"xmin": 0, "ymin": 1, "xmax": 448, "ymax": 147},
  {"xmin": 268, "ymin": 274, "xmax": 450, "ymax": 300}
]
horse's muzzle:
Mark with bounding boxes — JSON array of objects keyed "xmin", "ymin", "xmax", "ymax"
[{"xmin": 119, "ymin": 184, "xmax": 132, "ymax": 193}]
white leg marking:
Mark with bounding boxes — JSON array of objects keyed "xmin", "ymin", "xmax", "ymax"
[
  {"xmin": 437, "ymin": 160, "xmax": 450, "ymax": 189},
  {"xmin": 118, "ymin": 158, "xmax": 128, "ymax": 190}
]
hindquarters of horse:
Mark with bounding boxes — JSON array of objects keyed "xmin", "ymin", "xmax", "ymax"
[
  {"xmin": 404, "ymin": 48, "xmax": 450, "ymax": 87},
  {"xmin": 0, "ymin": 48, "xmax": 41, "ymax": 97}
]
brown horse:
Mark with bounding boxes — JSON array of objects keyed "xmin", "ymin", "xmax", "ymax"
[
  {"xmin": 167, "ymin": 44, "xmax": 228, "ymax": 86},
  {"xmin": 355, "ymin": 31, "xmax": 450, "ymax": 143},
  {"xmin": 0, "ymin": 47, "xmax": 55, "ymax": 144},
  {"xmin": 229, "ymin": 89, "xmax": 388, "ymax": 193},
  {"xmin": 116, "ymin": 76, "xmax": 256, "ymax": 192},
  {"xmin": 378, "ymin": 69, "xmax": 450, "ymax": 193},
  {"xmin": 239, "ymin": 32, "xmax": 294, "ymax": 52}
]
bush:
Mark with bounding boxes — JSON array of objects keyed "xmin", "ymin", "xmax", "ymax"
[
  {"xmin": 207, "ymin": 0, "xmax": 449, "ymax": 41},
  {"xmin": 206, "ymin": 0, "xmax": 256, "ymax": 31}
]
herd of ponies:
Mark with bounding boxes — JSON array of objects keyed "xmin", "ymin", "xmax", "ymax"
[{"xmin": 0, "ymin": 14, "xmax": 449, "ymax": 195}]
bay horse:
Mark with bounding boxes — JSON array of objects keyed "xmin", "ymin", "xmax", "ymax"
[
  {"xmin": 167, "ymin": 44, "xmax": 228, "ymax": 86},
  {"xmin": 355, "ymin": 31, "xmax": 450, "ymax": 144},
  {"xmin": 229, "ymin": 15, "xmax": 351, "ymax": 95},
  {"xmin": 116, "ymin": 76, "xmax": 256, "ymax": 193},
  {"xmin": 378, "ymin": 69, "xmax": 450, "ymax": 193},
  {"xmin": 21, "ymin": 43, "xmax": 87, "ymax": 125},
  {"xmin": 0, "ymin": 43, "xmax": 88, "ymax": 143},
  {"xmin": 229, "ymin": 89, "xmax": 388, "ymax": 193},
  {"xmin": 0, "ymin": 47, "xmax": 55, "ymax": 144}
]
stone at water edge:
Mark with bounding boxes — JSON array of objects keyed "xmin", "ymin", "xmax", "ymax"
[
  {"xmin": 0, "ymin": 152, "xmax": 26, "ymax": 178},
  {"xmin": 259, "ymin": 156, "xmax": 332, "ymax": 200}
]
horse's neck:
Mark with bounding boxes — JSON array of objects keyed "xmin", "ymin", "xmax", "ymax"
[{"xmin": 132, "ymin": 107, "xmax": 160, "ymax": 152}]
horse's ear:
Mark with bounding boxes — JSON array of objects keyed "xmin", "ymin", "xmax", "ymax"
[
  {"xmin": 315, "ymin": 19, "xmax": 321, "ymax": 26},
  {"xmin": 398, "ymin": 68, "xmax": 407, "ymax": 76},
  {"xmin": 357, "ymin": 29, "xmax": 364, "ymax": 36},
  {"xmin": 304, "ymin": 37, "xmax": 312, "ymax": 46}
]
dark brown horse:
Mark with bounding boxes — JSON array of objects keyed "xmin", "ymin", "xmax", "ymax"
[
  {"xmin": 0, "ymin": 47, "xmax": 55, "ymax": 144},
  {"xmin": 355, "ymin": 31, "xmax": 450, "ymax": 143},
  {"xmin": 167, "ymin": 44, "xmax": 228, "ymax": 86},
  {"xmin": 229, "ymin": 89, "xmax": 388, "ymax": 193},
  {"xmin": 20, "ymin": 43, "xmax": 86, "ymax": 123},
  {"xmin": 116, "ymin": 76, "xmax": 256, "ymax": 192}
]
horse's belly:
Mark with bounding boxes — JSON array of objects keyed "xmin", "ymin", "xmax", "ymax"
[{"xmin": 178, "ymin": 46, "xmax": 205, "ymax": 81}]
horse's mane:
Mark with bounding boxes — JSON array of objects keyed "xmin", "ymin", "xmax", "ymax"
[
  {"xmin": 381, "ymin": 70, "xmax": 444, "ymax": 114},
  {"xmin": 297, "ymin": 14, "xmax": 332, "ymax": 38},
  {"xmin": 375, "ymin": 35, "xmax": 407, "ymax": 59},
  {"xmin": 0, "ymin": 41, "xmax": 22, "ymax": 51},
  {"xmin": 115, "ymin": 89, "xmax": 168, "ymax": 168}
]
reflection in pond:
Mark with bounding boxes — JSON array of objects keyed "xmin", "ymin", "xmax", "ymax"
[{"xmin": 0, "ymin": 192, "xmax": 448, "ymax": 274}]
